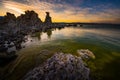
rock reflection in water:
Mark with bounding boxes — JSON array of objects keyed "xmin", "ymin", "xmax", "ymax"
[{"xmin": 46, "ymin": 29, "xmax": 52, "ymax": 39}]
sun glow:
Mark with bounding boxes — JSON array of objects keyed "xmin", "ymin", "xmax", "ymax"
[{"xmin": 0, "ymin": 0, "xmax": 120, "ymax": 23}]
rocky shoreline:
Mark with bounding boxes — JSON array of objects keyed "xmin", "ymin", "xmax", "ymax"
[{"xmin": 0, "ymin": 10, "xmax": 65, "ymax": 59}]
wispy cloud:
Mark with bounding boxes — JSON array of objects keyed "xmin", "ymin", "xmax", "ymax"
[{"xmin": 0, "ymin": 0, "xmax": 120, "ymax": 24}]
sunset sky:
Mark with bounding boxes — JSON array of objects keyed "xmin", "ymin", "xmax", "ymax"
[{"xmin": 0, "ymin": 0, "xmax": 120, "ymax": 23}]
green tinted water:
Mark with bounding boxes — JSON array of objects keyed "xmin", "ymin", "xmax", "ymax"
[{"xmin": 1, "ymin": 27, "xmax": 120, "ymax": 80}]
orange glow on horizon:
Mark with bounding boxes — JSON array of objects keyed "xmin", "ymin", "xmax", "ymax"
[{"xmin": 0, "ymin": 0, "xmax": 120, "ymax": 24}]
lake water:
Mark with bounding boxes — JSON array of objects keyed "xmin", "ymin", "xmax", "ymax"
[{"xmin": 1, "ymin": 25, "xmax": 120, "ymax": 80}]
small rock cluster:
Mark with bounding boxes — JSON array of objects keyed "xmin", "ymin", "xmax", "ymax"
[
  {"xmin": 0, "ymin": 33, "xmax": 27, "ymax": 54},
  {"xmin": 4, "ymin": 41, "xmax": 16, "ymax": 54},
  {"xmin": 24, "ymin": 53, "xmax": 90, "ymax": 80},
  {"xmin": 77, "ymin": 49, "xmax": 95, "ymax": 60}
]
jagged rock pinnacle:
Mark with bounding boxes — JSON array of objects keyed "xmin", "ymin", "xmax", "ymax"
[{"xmin": 45, "ymin": 12, "xmax": 52, "ymax": 24}]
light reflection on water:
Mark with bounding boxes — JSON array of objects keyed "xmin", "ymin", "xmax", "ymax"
[
  {"xmin": 22, "ymin": 27, "xmax": 120, "ymax": 47},
  {"xmin": 14, "ymin": 26, "xmax": 120, "ymax": 80}
]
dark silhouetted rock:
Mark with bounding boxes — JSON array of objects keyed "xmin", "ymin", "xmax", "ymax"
[
  {"xmin": 17, "ymin": 10, "xmax": 42, "ymax": 30},
  {"xmin": 0, "ymin": 12, "xmax": 17, "ymax": 34},
  {"xmin": 44, "ymin": 12, "xmax": 52, "ymax": 24}
]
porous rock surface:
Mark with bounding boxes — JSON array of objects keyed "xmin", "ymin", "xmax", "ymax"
[
  {"xmin": 24, "ymin": 53, "xmax": 90, "ymax": 80},
  {"xmin": 77, "ymin": 49, "xmax": 95, "ymax": 59}
]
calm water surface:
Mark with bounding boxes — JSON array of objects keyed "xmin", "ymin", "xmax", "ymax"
[
  {"xmin": 22, "ymin": 26, "xmax": 120, "ymax": 80},
  {"xmin": 1, "ymin": 26, "xmax": 120, "ymax": 80},
  {"xmin": 23, "ymin": 27, "xmax": 120, "ymax": 47}
]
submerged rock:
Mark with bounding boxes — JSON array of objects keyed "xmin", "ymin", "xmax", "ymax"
[
  {"xmin": 24, "ymin": 53, "xmax": 90, "ymax": 80},
  {"xmin": 77, "ymin": 49, "xmax": 95, "ymax": 59}
]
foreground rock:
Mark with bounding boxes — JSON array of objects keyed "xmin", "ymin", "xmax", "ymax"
[{"xmin": 24, "ymin": 53, "xmax": 90, "ymax": 80}]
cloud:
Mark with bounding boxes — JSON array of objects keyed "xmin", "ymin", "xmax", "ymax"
[{"xmin": 0, "ymin": 0, "xmax": 120, "ymax": 24}]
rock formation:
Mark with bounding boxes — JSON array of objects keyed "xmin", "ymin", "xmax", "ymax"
[
  {"xmin": 0, "ymin": 10, "xmax": 53, "ymax": 56},
  {"xmin": 17, "ymin": 10, "xmax": 43, "ymax": 30},
  {"xmin": 44, "ymin": 12, "xmax": 52, "ymax": 24},
  {"xmin": 77, "ymin": 49, "xmax": 95, "ymax": 60},
  {"xmin": 0, "ymin": 12, "xmax": 17, "ymax": 33},
  {"xmin": 24, "ymin": 53, "xmax": 90, "ymax": 80},
  {"xmin": 0, "ymin": 10, "xmax": 54, "ymax": 33}
]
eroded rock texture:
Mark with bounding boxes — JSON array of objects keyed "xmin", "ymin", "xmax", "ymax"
[{"xmin": 24, "ymin": 53, "xmax": 90, "ymax": 80}]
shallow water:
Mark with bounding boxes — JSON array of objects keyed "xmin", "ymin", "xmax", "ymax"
[{"xmin": 1, "ymin": 25, "xmax": 120, "ymax": 80}]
